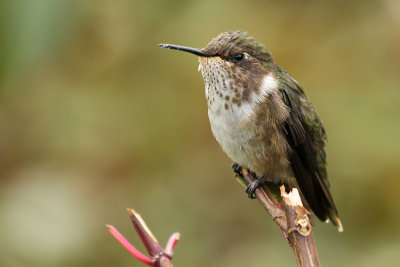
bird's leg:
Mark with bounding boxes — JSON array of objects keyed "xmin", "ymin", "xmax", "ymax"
[{"xmin": 232, "ymin": 162, "xmax": 243, "ymax": 177}]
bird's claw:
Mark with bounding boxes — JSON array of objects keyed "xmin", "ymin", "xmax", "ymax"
[{"xmin": 245, "ymin": 179, "xmax": 261, "ymax": 199}]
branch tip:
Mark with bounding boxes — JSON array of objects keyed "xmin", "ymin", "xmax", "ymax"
[
  {"xmin": 126, "ymin": 208, "xmax": 136, "ymax": 217},
  {"xmin": 127, "ymin": 208, "xmax": 159, "ymax": 244},
  {"xmin": 165, "ymin": 232, "xmax": 180, "ymax": 256}
]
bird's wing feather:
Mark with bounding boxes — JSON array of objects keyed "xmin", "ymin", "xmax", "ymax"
[{"xmin": 278, "ymin": 72, "xmax": 341, "ymax": 229}]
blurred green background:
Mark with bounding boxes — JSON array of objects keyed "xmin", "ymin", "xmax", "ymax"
[{"xmin": 1, "ymin": 0, "xmax": 399, "ymax": 266}]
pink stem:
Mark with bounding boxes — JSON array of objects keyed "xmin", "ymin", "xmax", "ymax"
[
  {"xmin": 164, "ymin": 232, "xmax": 180, "ymax": 257},
  {"xmin": 107, "ymin": 225, "xmax": 153, "ymax": 266}
]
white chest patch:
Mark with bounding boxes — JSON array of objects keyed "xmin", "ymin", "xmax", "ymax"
[{"xmin": 261, "ymin": 72, "xmax": 279, "ymax": 94}]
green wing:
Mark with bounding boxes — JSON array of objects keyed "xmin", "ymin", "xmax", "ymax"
[{"xmin": 278, "ymin": 71, "xmax": 342, "ymax": 231}]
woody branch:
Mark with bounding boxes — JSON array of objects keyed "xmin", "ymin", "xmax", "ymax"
[{"xmin": 239, "ymin": 168, "xmax": 320, "ymax": 267}]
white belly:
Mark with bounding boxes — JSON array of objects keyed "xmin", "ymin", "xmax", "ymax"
[
  {"xmin": 208, "ymin": 106, "xmax": 292, "ymax": 181},
  {"xmin": 208, "ymin": 102, "xmax": 259, "ymax": 171}
]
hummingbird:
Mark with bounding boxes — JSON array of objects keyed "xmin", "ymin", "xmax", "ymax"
[{"xmin": 159, "ymin": 31, "xmax": 342, "ymax": 231}]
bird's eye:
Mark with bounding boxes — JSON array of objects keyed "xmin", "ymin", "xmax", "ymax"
[{"xmin": 232, "ymin": 53, "xmax": 244, "ymax": 62}]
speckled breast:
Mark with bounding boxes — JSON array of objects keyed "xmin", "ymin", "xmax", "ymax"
[{"xmin": 198, "ymin": 57, "xmax": 291, "ymax": 179}]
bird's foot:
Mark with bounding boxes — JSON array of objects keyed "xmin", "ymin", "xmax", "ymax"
[
  {"xmin": 245, "ymin": 179, "xmax": 261, "ymax": 199},
  {"xmin": 245, "ymin": 175, "xmax": 269, "ymax": 199},
  {"xmin": 232, "ymin": 163, "xmax": 263, "ymax": 199},
  {"xmin": 232, "ymin": 163, "xmax": 243, "ymax": 177}
]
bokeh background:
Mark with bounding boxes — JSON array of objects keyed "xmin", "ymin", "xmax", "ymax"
[{"xmin": 1, "ymin": 0, "xmax": 399, "ymax": 266}]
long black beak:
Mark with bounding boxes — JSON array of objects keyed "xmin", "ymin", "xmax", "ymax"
[{"xmin": 158, "ymin": 44, "xmax": 214, "ymax": 57}]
